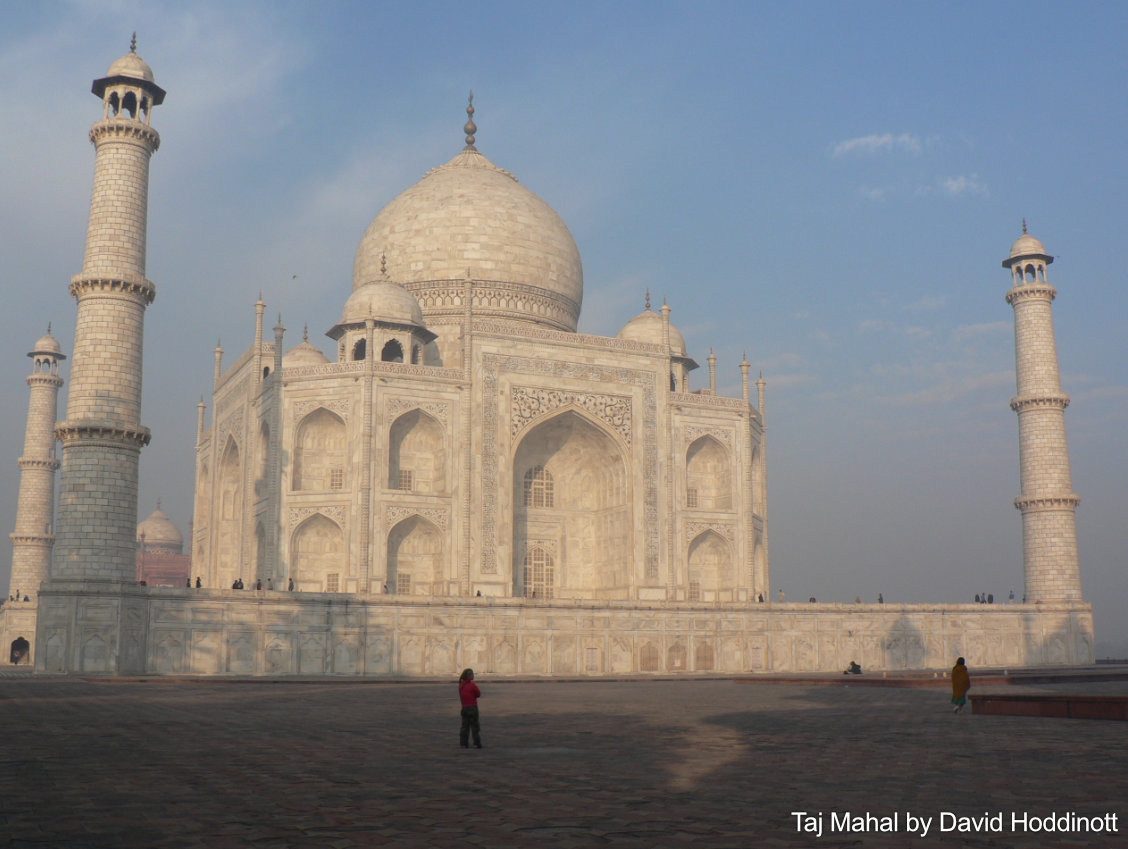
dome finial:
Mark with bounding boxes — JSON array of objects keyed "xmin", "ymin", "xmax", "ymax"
[
  {"xmin": 645, "ymin": 290, "xmax": 651, "ymax": 311},
  {"xmin": 156, "ymin": 496, "xmax": 161, "ymax": 510},
  {"xmin": 130, "ymin": 32, "xmax": 137, "ymax": 54},
  {"xmin": 464, "ymin": 91, "xmax": 477, "ymax": 149},
  {"xmin": 1022, "ymin": 217, "xmax": 1027, "ymax": 234},
  {"xmin": 303, "ymin": 323, "xmax": 309, "ymax": 342},
  {"xmin": 46, "ymin": 321, "xmax": 51, "ymax": 335}
]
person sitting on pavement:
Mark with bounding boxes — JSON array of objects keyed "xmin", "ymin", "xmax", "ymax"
[{"xmin": 843, "ymin": 660, "xmax": 862, "ymax": 675}]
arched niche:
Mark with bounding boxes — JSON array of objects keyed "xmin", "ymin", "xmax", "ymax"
[
  {"xmin": 293, "ymin": 408, "xmax": 347, "ymax": 492},
  {"xmin": 254, "ymin": 521, "xmax": 267, "ymax": 579},
  {"xmin": 387, "ymin": 515, "xmax": 443, "ymax": 596},
  {"xmin": 255, "ymin": 421, "xmax": 270, "ymax": 497},
  {"xmin": 388, "ymin": 409, "xmax": 445, "ymax": 493},
  {"xmin": 291, "ymin": 513, "xmax": 344, "ymax": 593},
  {"xmin": 216, "ymin": 437, "xmax": 242, "ymax": 587},
  {"xmin": 512, "ymin": 410, "xmax": 630, "ymax": 598},
  {"xmin": 686, "ymin": 436, "xmax": 732, "ymax": 510},
  {"xmin": 688, "ymin": 530, "xmax": 734, "ymax": 600}
]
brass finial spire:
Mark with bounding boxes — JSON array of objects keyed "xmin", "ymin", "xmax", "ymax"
[
  {"xmin": 130, "ymin": 32, "xmax": 137, "ymax": 53},
  {"xmin": 46, "ymin": 321, "xmax": 51, "ymax": 335},
  {"xmin": 303, "ymin": 323, "xmax": 309, "ymax": 342},
  {"xmin": 156, "ymin": 496, "xmax": 161, "ymax": 510},
  {"xmin": 645, "ymin": 290, "xmax": 651, "ymax": 311},
  {"xmin": 464, "ymin": 91, "xmax": 477, "ymax": 149},
  {"xmin": 1022, "ymin": 217, "xmax": 1027, "ymax": 234}
]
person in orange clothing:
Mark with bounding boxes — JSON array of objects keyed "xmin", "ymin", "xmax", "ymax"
[
  {"xmin": 458, "ymin": 668, "xmax": 483, "ymax": 748},
  {"xmin": 951, "ymin": 657, "xmax": 971, "ymax": 714}
]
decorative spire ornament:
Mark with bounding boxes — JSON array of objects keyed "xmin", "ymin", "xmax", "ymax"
[{"xmin": 464, "ymin": 91, "xmax": 477, "ymax": 148}]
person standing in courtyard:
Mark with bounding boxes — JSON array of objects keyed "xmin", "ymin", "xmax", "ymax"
[
  {"xmin": 951, "ymin": 657, "xmax": 971, "ymax": 714},
  {"xmin": 458, "ymin": 668, "xmax": 483, "ymax": 749}
]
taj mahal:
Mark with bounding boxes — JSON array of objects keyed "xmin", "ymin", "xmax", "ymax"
[{"xmin": 0, "ymin": 42, "xmax": 1093, "ymax": 675}]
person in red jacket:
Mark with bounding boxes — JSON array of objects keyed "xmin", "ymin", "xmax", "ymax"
[{"xmin": 458, "ymin": 668, "xmax": 483, "ymax": 748}]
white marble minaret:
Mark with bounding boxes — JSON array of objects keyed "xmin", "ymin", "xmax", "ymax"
[
  {"xmin": 1003, "ymin": 224, "xmax": 1082, "ymax": 602},
  {"xmin": 1, "ymin": 330, "xmax": 65, "ymax": 664},
  {"xmin": 36, "ymin": 38, "xmax": 165, "ymax": 673}
]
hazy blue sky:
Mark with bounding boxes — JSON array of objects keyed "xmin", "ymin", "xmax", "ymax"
[{"xmin": 2, "ymin": 1, "xmax": 1125, "ymax": 651}]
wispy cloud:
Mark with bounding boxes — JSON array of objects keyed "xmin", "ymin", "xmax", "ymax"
[
  {"xmin": 953, "ymin": 321, "xmax": 1009, "ymax": 341},
  {"xmin": 906, "ymin": 295, "xmax": 946, "ymax": 312},
  {"xmin": 832, "ymin": 133, "xmax": 922, "ymax": 157},
  {"xmin": 916, "ymin": 174, "xmax": 989, "ymax": 198},
  {"xmin": 885, "ymin": 372, "xmax": 1013, "ymax": 405}
]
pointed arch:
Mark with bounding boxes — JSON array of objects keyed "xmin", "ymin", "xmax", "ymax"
[
  {"xmin": 387, "ymin": 515, "xmax": 444, "ymax": 596},
  {"xmin": 381, "ymin": 339, "xmax": 404, "ymax": 362},
  {"xmin": 688, "ymin": 530, "xmax": 734, "ymax": 599},
  {"xmin": 216, "ymin": 437, "xmax": 242, "ymax": 587},
  {"xmin": 388, "ymin": 409, "xmax": 445, "ymax": 493},
  {"xmin": 512, "ymin": 409, "xmax": 631, "ymax": 598},
  {"xmin": 293, "ymin": 408, "xmax": 347, "ymax": 491},
  {"xmin": 291, "ymin": 513, "xmax": 344, "ymax": 593},
  {"xmin": 687, "ymin": 436, "xmax": 732, "ymax": 510}
]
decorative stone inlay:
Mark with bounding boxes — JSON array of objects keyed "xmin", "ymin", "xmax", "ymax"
[
  {"xmin": 511, "ymin": 386, "xmax": 632, "ymax": 446},
  {"xmin": 287, "ymin": 505, "xmax": 346, "ymax": 529},
  {"xmin": 293, "ymin": 399, "xmax": 352, "ymax": 422},
  {"xmin": 472, "ymin": 318, "xmax": 666, "ymax": 355},
  {"xmin": 685, "ymin": 426, "xmax": 734, "ymax": 449},
  {"xmin": 404, "ymin": 279, "xmax": 579, "ymax": 332},
  {"xmin": 387, "ymin": 398, "xmax": 449, "ymax": 424},
  {"xmin": 216, "ymin": 409, "xmax": 244, "ymax": 450},
  {"xmin": 1010, "ymin": 394, "xmax": 1070, "ymax": 412},
  {"xmin": 385, "ymin": 505, "xmax": 449, "ymax": 531},
  {"xmin": 1015, "ymin": 494, "xmax": 1081, "ymax": 512},
  {"xmin": 482, "ymin": 354, "xmax": 659, "ymax": 579},
  {"xmin": 671, "ymin": 392, "xmax": 748, "ymax": 411},
  {"xmin": 686, "ymin": 521, "xmax": 736, "ymax": 541},
  {"xmin": 524, "ymin": 538, "xmax": 558, "ymax": 556}
]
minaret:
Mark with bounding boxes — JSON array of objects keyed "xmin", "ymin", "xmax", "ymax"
[
  {"xmin": 3, "ymin": 329, "xmax": 66, "ymax": 664},
  {"xmin": 39, "ymin": 39, "xmax": 164, "ymax": 672},
  {"xmin": 1003, "ymin": 225, "xmax": 1082, "ymax": 602}
]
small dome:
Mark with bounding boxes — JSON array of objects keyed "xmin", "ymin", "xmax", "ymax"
[
  {"xmin": 1009, "ymin": 232, "xmax": 1047, "ymax": 258},
  {"xmin": 137, "ymin": 506, "xmax": 183, "ymax": 552},
  {"xmin": 617, "ymin": 306, "xmax": 686, "ymax": 355},
  {"xmin": 107, "ymin": 50, "xmax": 155, "ymax": 83},
  {"xmin": 341, "ymin": 281, "xmax": 425, "ymax": 327},
  {"xmin": 282, "ymin": 339, "xmax": 329, "ymax": 368},
  {"xmin": 31, "ymin": 331, "xmax": 61, "ymax": 355}
]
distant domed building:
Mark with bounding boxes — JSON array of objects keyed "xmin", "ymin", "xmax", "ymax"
[
  {"xmin": 136, "ymin": 503, "xmax": 191, "ymax": 587},
  {"xmin": 193, "ymin": 98, "xmax": 769, "ymax": 605}
]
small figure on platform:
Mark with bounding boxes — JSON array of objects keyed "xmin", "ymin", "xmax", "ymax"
[
  {"xmin": 951, "ymin": 657, "xmax": 971, "ymax": 714},
  {"xmin": 195, "ymin": 576, "xmax": 202, "ymax": 588},
  {"xmin": 844, "ymin": 660, "xmax": 862, "ymax": 675}
]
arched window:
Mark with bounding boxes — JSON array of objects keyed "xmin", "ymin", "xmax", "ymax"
[
  {"xmin": 293, "ymin": 408, "xmax": 347, "ymax": 491},
  {"xmin": 381, "ymin": 339, "xmax": 404, "ymax": 363},
  {"xmin": 523, "ymin": 547, "xmax": 554, "ymax": 598},
  {"xmin": 352, "ymin": 339, "xmax": 367, "ymax": 361},
  {"xmin": 108, "ymin": 91, "xmax": 120, "ymax": 117},
  {"xmin": 122, "ymin": 91, "xmax": 137, "ymax": 118},
  {"xmin": 523, "ymin": 465, "xmax": 554, "ymax": 508}
]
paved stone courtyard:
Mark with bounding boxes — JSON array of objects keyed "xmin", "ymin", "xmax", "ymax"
[{"xmin": 1, "ymin": 675, "xmax": 1123, "ymax": 848}]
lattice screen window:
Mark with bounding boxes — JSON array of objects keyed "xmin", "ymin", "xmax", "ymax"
[
  {"xmin": 524, "ymin": 546, "xmax": 554, "ymax": 598},
  {"xmin": 329, "ymin": 468, "xmax": 344, "ymax": 490},
  {"xmin": 398, "ymin": 470, "xmax": 413, "ymax": 491},
  {"xmin": 523, "ymin": 465, "xmax": 554, "ymax": 508},
  {"xmin": 687, "ymin": 488, "xmax": 698, "ymax": 508},
  {"xmin": 397, "ymin": 573, "xmax": 411, "ymax": 595},
  {"xmin": 688, "ymin": 581, "xmax": 701, "ymax": 601},
  {"xmin": 326, "ymin": 573, "xmax": 340, "ymax": 593}
]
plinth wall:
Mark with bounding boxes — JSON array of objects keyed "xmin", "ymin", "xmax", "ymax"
[{"xmin": 30, "ymin": 585, "xmax": 1094, "ymax": 675}]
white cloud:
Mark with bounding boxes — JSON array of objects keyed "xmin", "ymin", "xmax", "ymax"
[
  {"xmin": 953, "ymin": 321, "xmax": 1009, "ymax": 341},
  {"xmin": 832, "ymin": 133, "xmax": 922, "ymax": 157},
  {"xmin": 939, "ymin": 174, "xmax": 988, "ymax": 198}
]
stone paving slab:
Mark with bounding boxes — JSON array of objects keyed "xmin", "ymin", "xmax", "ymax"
[{"xmin": 0, "ymin": 677, "xmax": 1124, "ymax": 847}]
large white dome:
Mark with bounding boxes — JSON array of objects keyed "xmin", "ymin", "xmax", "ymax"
[{"xmin": 353, "ymin": 146, "xmax": 583, "ymax": 332}]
